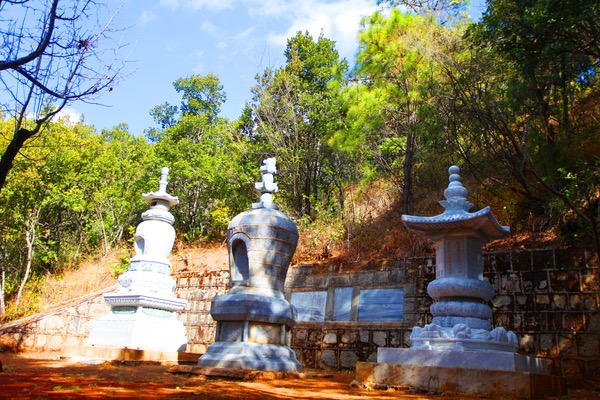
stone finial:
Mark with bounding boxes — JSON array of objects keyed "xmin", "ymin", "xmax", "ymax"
[
  {"xmin": 143, "ymin": 166, "xmax": 179, "ymax": 208},
  {"xmin": 158, "ymin": 166, "xmax": 170, "ymax": 194},
  {"xmin": 253, "ymin": 158, "xmax": 278, "ymax": 209},
  {"xmin": 439, "ymin": 165, "xmax": 473, "ymax": 214}
]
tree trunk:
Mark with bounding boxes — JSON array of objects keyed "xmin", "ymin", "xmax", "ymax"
[
  {"xmin": 402, "ymin": 129, "xmax": 416, "ymax": 216},
  {"xmin": 96, "ymin": 208, "xmax": 109, "ymax": 257},
  {"xmin": 0, "ymin": 128, "xmax": 36, "ymax": 193},
  {"xmin": 1, "ymin": 267, "xmax": 6, "ymax": 318},
  {"xmin": 14, "ymin": 208, "xmax": 39, "ymax": 311}
]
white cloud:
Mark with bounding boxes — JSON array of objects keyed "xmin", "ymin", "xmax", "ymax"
[
  {"xmin": 187, "ymin": 0, "xmax": 234, "ymax": 11},
  {"xmin": 237, "ymin": 26, "xmax": 257, "ymax": 40},
  {"xmin": 192, "ymin": 62, "xmax": 204, "ymax": 74},
  {"xmin": 200, "ymin": 20, "xmax": 218, "ymax": 34},
  {"xmin": 247, "ymin": 0, "xmax": 292, "ymax": 18},
  {"xmin": 54, "ymin": 107, "xmax": 82, "ymax": 125},
  {"xmin": 139, "ymin": 10, "xmax": 157, "ymax": 25},
  {"xmin": 257, "ymin": 0, "xmax": 378, "ymax": 61},
  {"xmin": 159, "ymin": 0, "xmax": 180, "ymax": 10},
  {"xmin": 165, "ymin": 40, "xmax": 180, "ymax": 52},
  {"xmin": 160, "ymin": 0, "xmax": 234, "ymax": 11}
]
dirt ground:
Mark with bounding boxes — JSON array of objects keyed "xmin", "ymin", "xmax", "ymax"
[{"xmin": 1, "ymin": 353, "xmax": 599, "ymax": 400}]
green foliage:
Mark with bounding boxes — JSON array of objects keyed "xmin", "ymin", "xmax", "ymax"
[
  {"xmin": 110, "ymin": 255, "xmax": 131, "ymax": 279},
  {"xmin": 150, "ymin": 74, "xmax": 256, "ymax": 240},
  {"xmin": 251, "ymin": 31, "xmax": 351, "ymax": 220},
  {"xmin": 376, "ymin": 0, "xmax": 470, "ymax": 22},
  {"xmin": 2, "ymin": 2, "xmax": 599, "ymax": 319},
  {"xmin": 448, "ymin": 0, "xmax": 600, "ymax": 248},
  {"xmin": 296, "ymin": 206, "xmax": 346, "ymax": 261},
  {"xmin": 3, "ymin": 274, "xmax": 45, "ymax": 321},
  {"xmin": 149, "ymin": 74, "xmax": 226, "ymax": 137},
  {"xmin": 0, "ymin": 116, "xmax": 155, "ymax": 319},
  {"xmin": 334, "ymin": 9, "xmax": 454, "ymax": 215}
]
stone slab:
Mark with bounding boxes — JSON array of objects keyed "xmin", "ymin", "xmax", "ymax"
[
  {"xmin": 332, "ymin": 287, "xmax": 352, "ymax": 321},
  {"xmin": 377, "ymin": 347, "xmax": 549, "ymax": 373},
  {"xmin": 356, "ymin": 361, "xmax": 566, "ymax": 400},
  {"xmin": 357, "ymin": 289, "xmax": 403, "ymax": 322},
  {"xmin": 290, "ymin": 291, "xmax": 327, "ymax": 322},
  {"xmin": 63, "ymin": 345, "xmax": 200, "ymax": 365}
]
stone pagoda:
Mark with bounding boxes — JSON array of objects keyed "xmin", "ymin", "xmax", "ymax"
[
  {"xmin": 355, "ymin": 165, "xmax": 564, "ymax": 399},
  {"xmin": 88, "ymin": 167, "xmax": 188, "ymax": 352},
  {"xmin": 198, "ymin": 158, "xmax": 301, "ymax": 372}
]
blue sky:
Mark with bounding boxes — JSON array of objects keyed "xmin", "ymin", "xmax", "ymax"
[{"xmin": 67, "ymin": 0, "xmax": 486, "ymax": 136}]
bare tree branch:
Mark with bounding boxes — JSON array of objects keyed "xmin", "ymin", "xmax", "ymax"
[{"xmin": 0, "ymin": 0, "xmax": 129, "ymax": 191}]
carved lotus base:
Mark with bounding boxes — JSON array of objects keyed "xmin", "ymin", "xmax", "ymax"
[{"xmin": 410, "ymin": 323, "xmax": 518, "ymax": 352}]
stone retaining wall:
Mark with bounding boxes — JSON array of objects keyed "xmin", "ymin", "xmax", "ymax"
[
  {"xmin": 174, "ymin": 270, "xmax": 229, "ymax": 354},
  {"xmin": 0, "ymin": 247, "xmax": 597, "ymax": 380},
  {"xmin": 0, "ymin": 286, "xmax": 116, "ymax": 352},
  {"xmin": 285, "ymin": 248, "xmax": 599, "ymax": 379},
  {"xmin": 486, "ymin": 248, "xmax": 599, "ymax": 378},
  {"xmin": 286, "ymin": 256, "xmax": 432, "ymax": 370}
]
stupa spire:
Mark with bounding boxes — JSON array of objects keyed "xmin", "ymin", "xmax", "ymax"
[
  {"xmin": 440, "ymin": 165, "xmax": 473, "ymax": 214},
  {"xmin": 253, "ymin": 157, "xmax": 278, "ymax": 209}
]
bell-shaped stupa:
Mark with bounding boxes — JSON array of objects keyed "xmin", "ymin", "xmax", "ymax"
[{"xmin": 198, "ymin": 158, "xmax": 301, "ymax": 372}]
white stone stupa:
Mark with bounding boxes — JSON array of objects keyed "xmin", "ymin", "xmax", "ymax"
[
  {"xmin": 355, "ymin": 165, "xmax": 565, "ymax": 399},
  {"xmin": 88, "ymin": 167, "xmax": 188, "ymax": 352}
]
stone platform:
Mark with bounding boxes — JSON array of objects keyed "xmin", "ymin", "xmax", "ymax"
[
  {"xmin": 64, "ymin": 345, "xmax": 200, "ymax": 365},
  {"xmin": 377, "ymin": 347, "xmax": 548, "ymax": 373},
  {"xmin": 198, "ymin": 341, "xmax": 301, "ymax": 372},
  {"xmin": 355, "ymin": 348, "xmax": 566, "ymax": 399},
  {"xmin": 87, "ymin": 309, "xmax": 187, "ymax": 353}
]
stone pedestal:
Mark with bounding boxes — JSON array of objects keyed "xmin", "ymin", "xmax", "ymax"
[
  {"xmin": 377, "ymin": 347, "xmax": 548, "ymax": 373},
  {"xmin": 88, "ymin": 167, "xmax": 188, "ymax": 352},
  {"xmin": 355, "ymin": 166, "xmax": 565, "ymax": 398},
  {"xmin": 356, "ymin": 360, "xmax": 565, "ymax": 400},
  {"xmin": 198, "ymin": 158, "xmax": 301, "ymax": 372}
]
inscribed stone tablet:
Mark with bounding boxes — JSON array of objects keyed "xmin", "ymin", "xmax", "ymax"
[
  {"xmin": 219, "ymin": 321, "xmax": 244, "ymax": 342},
  {"xmin": 358, "ymin": 289, "xmax": 404, "ymax": 322},
  {"xmin": 332, "ymin": 287, "xmax": 353, "ymax": 321},
  {"xmin": 291, "ymin": 291, "xmax": 327, "ymax": 322}
]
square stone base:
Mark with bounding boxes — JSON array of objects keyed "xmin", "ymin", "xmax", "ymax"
[
  {"xmin": 198, "ymin": 341, "xmax": 301, "ymax": 372},
  {"xmin": 356, "ymin": 361, "xmax": 566, "ymax": 399},
  {"xmin": 87, "ymin": 312, "xmax": 187, "ymax": 352},
  {"xmin": 378, "ymin": 347, "xmax": 549, "ymax": 373},
  {"xmin": 64, "ymin": 345, "xmax": 200, "ymax": 365}
]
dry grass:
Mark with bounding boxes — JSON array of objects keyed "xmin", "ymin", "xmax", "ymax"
[{"xmin": 39, "ymin": 251, "xmax": 124, "ymax": 309}]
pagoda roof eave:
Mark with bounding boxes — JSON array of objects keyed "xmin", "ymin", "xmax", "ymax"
[
  {"xmin": 142, "ymin": 191, "xmax": 180, "ymax": 207},
  {"xmin": 402, "ymin": 206, "xmax": 510, "ymax": 241}
]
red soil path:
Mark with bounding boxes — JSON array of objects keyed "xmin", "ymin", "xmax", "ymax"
[{"xmin": 0, "ymin": 352, "xmax": 598, "ymax": 399}]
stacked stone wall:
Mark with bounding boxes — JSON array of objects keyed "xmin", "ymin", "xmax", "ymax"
[
  {"xmin": 485, "ymin": 248, "xmax": 599, "ymax": 378},
  {"xmin": 173, "ymin": 270, "xmax": 229, "ymax": 354},
  {"xmin": 286, "ymin": 248, "xmax": 599, "ymax": 379},
  {"xmin": 0, "ymin": 286, "xmax": 115, "ymax": 352},
  {"xmin": 0, "ymin": 247, "xmax": 597, "ymax": 380},
  {"xmin": 285, "ymin": 256, "xmax": 433, "ymax": 370}
]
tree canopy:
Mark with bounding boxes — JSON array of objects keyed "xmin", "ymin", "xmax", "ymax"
[{"xmin": 1, "ymin": 0, "xmax": 598, "ymax": 321}]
